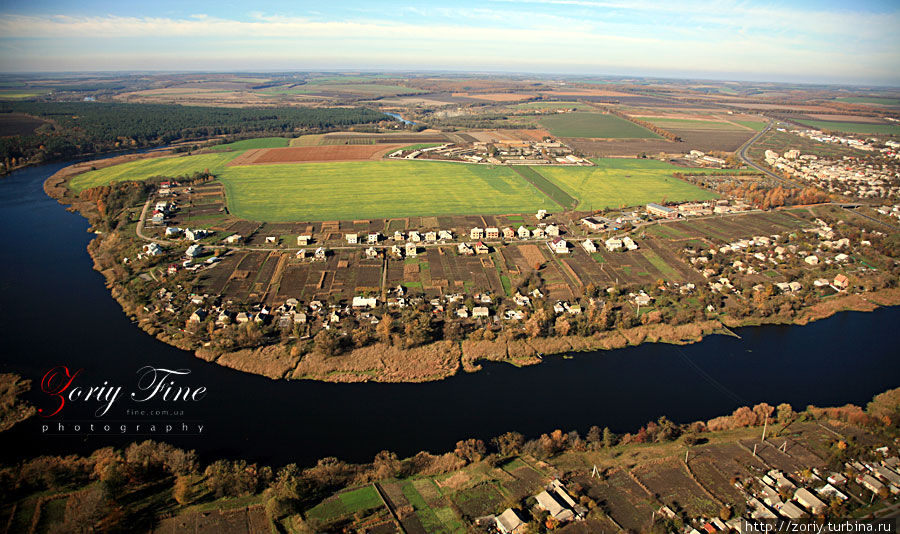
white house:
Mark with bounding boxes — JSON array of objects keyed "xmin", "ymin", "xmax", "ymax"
[
  {"xmin": 548, "ymin": 237, "xmax": 568, "ymax": 254},
  {"xmin": 405, "ymin": 242, "xmax": 417, "ymax": 257},
  {"xmin": 368, "ymin": 232, "xmax": 380, "ymax": 244},
  {"xmin": 346, "ymin": 233, "xmax": 358, "ymax": 244},
  {"xmin": 605, "ymin": 237, "xmax": 623, "ymax": 251},
  {"xmin": 545, "ymin": 224, "xmax": 560, "ymax": 237},
  {"xmin": 496, "ymin": 508, "xmax": 526, "ymax": 534},
  {"xmin": 517, "ymin": 226, "xmax": 530, "ymax": 239},
  {"xmin": 185, "ymin": 244, "xmax": 203, "ymax": 258},
  {"xmin": 582, "ymin": 239, "xmax": 597, "ymax": 253},
  {"xmin": 470, "ymin": 227, "xmax": 484, "ymax": 240},
  {"xmin": 352, "ymin": 296, "xmax": 378, "ymax": 309}
]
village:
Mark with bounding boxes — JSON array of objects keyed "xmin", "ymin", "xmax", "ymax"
[
  {"xmin": 388, "ymin": 139, "xmax": 594, "ymax": 166},
  {"xmin": 764, "ymin": 149, "xmax": 900, "ymax": 200}
]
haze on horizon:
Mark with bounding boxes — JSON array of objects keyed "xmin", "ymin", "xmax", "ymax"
[{"xmin": 1, "ymin": 0, "xmax": 899, "ymax": 86}]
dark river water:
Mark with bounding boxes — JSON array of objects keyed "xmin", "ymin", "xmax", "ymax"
[{"xmin": 0, "ymin": 160, "xmax": 898, "ymax": 468}]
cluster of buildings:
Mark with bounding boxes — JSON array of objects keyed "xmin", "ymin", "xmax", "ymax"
[
  {"xmin": 764, "ymin": 150, "xmax": 899, "ymax": 199},
  {"xmin": 490, "ymin": 479, "xmax": 586, "ymax": 533},
  {"xmin": 685, "ymin": 150, "xmax": 727, "ymax": 167},
  {"xmin": 790, "ymin": 127, "xmax": 882, "ymax": 153},
  {"xmin": 389, "ymin": 140, "xmax": 592, "ymax": 166}
]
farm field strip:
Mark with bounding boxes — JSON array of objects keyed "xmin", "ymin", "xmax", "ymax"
[
  {"xmin": 539, "ymin": 112, "xmax": 662, "ymax": 139},
  {"xmin": 510, "ymin": 166, "xmax": 578, "ymax": 209},
  {"xmin": 210, "ymin": 137, "xmax": 291, "ymax": 151},
  {"xmin": 640, "ymin": 117, "xmax": 748, "ymax": 130},
  {"xmin": 792, "ymin": 119, "xmax": 900, "ymax": 135},
  {"xmin": 217, "ymin": 160, "xmax": 555, "ymax": 222},
  {"xmin": 68, "ymin": 152, "xmax": 240, "ymax": 191}
]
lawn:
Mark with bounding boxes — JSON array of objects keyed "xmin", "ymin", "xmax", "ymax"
[
  {"xmin": 530, "ymin": 158, "xmax": 719, "ymax": 210},
  {"xmin": 68, "ymin": 152, "xmax": 240, "ymax": 192},
  {"xmin": 210, "ymin": 137, "xmax": 291, "ymax": 151},
  {"xmin": 641, "ymin": 118, "xmax": 745, "ymax": 131},
  {"xmin": 539, "ymin": 112, "xmax": 661, "ymax": 138},
  {"xmin": 793, "ymin": 119, "xmax": 900, "ymax": 135},
  {"xmin": 217, "ymin": 160, "xmax": 555, "ymax": 221}
]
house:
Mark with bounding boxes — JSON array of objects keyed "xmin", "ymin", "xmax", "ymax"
[
  {"xmin": 859, "ymin": 474, "xmax": 885, "ymax": 494},
  {"xmin": 188, "ymin": 309, "xmax": 207, "ymax": 323},
  {"xmin": 472, "ymin": 306, "xmax": 489, "ymax": 318},
  {"xmin": 634, "ymin": 293, "xmax": 652, "ymax": 306},
  {"xmin": 545, "ymin": 224, "xmax": 560, "ymax": 237},
  {"xmin": 502, "ymin": 227, "xmax": 515, "ymax": 239},
  {"xmin": 352, "ymin": 296, "xmax": 378, "ymax": 309},
  {"xmin": 496, "ymin": 508, "xmax": 526, "ymax": 534},
  {"xmin": 794, "ymin": 488, "xmax": 826, "ymax": 515},
  {"xmin": 438, "ymin": 230, "xmax": 453, "ymax": 241},
  {"xmin": 548, "ymin": 237, "xmax": 568, "ymax": 254},
  {"xmin": 873, "ymin": 465, "xmax": 900, "ymax": 491},
  {"xmin": 409, "ymin": 231, "xmax": 421, "ymax": 242},
  {"xmin": 532, "ymin": 227, "xmax": 546, "ymax": 238},
  {"xmin": 458, "ymin": 242, "xmax": 474, "ymax": 255},
  {"xmin": 405, "ymin": 242, "xmax": 417, "ymax": 257},
  {"xmin": 605, "ymin": 237, "xmax": 623, "ymax": 251},
  {"xmin": 295, "ymin": 249, "xmax": 307, "ymax": 259},
  {"xmin": 456, "ymin": 308, "xmax": 469, "ymax": 318},
  {"xmin": 804, "ymin": 255, "xmax": 819, "ymax": 265},
  {"xmin": 391, "ymin": 244, "xmax": 404, "ymax": 257},
  {"xmin": 536, "ymin": 209, "xmax": 548, "ymax": 219},
  {"xmin": 582, "ymin": 239, "xmax": 597, "ymax": 253},
  {"xmin": 143, "ymin": 243, "xmax": 163, "ymax": 256},
  {"xmin": 393, "ymin": 231, "xmax": 404, "ymax": 241},
  {"xmin": 474, "ymin": 241, "xmax": 489, "ymax": 254},
  {"xmin": 293, "ymin": 312, "xmax": 307, "ymax": 324},
  {"xmin": 368, "ymin": 233, "xmax": 380, "ymax": 244},
  {"xmin": 185, "ymin": 244, "xmax": 203, "ymax": 258},
  {"xmin": 581, "ymin": 216, "xmax": 606, "ymax": 231},
  {"xmin": 517, "ymin": 226, "xmax": 531, "ymax": 239},
  {"xmin": 817, "ymin": 484, "xmax": 847, "ymax": 502},
  {"xmin": 365, "ymin": 247, "xmax": 378, "ymax": 259},
  {"xmin": 470, "ymin": 227, "xmax": 484, "ymax": 240},
  {"xmin": 224, "ymin": 234, "xmax": 242, "ymax": 244},
  {"xmin": 647, "ymin": 203, "xmax": 677, "ymax": 219},
  {"xmin": 185, "ymin": 228, "xmax": 208, "ymax": 241},
  {"xmin": 534, "ymin": 491, "xmax": 574, "ymax": 522},
  {"xmin": 622, "ymin": 236, "xmax": 638, "ymax": 250},
  {"xmin": 777, "ymin": 501, "xmax": 805, "ymax": 520},
  {"xmin": 151, "ymin": 212, "xmax": 165, "ymax": 224},
  {"xmin": 236, "ymin": 312, "xmax": 251, "ymax": 324},
  {"xmin": 346, "ymin": 233, "xmax": 358, "ymax": 245},
  {"xmin": 834, "ymin": 274, "xmax": 850, "ymax": 289},
  {"xmin": 424, "ymin": 231, "xmax": 437, "ymax": 242},
  {"xmin": 296, "ymin": 235, "xmax": 311, "ymax": 246},
  {"xmin": 314, "ymin": 247, "xmax": 326, "ymax": 260},
  {"xmin": 485, "ymin": 227, "xmax": 499, "ymax": 239},
  {"xmin": 165, "ymin": 227, "xmax": 182, "ymax": 237}
]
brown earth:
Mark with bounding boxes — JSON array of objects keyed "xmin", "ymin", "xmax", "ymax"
[
  {"xmin": 451, "ymin": 92, "xmax": 537, "ymax": 102},
  {"xmin": 227, "ymin": 144, "xmax": 404, "ymax": 166}
]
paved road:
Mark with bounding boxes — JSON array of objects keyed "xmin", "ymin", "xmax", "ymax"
[{"xmin": 735, "ymin": 121, "xmax": 797, "ymax": 187}]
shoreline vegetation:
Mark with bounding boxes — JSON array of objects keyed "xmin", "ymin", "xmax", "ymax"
[
  {"xmin": 42, "ymin": 153, "xmax": 900, "ymax": 384},
  {"xmin": 2, "ymin": 372, "xmax": 899, "ymax": 533}
]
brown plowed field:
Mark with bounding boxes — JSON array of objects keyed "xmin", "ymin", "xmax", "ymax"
[{"xmin": 228, "ymin": 144, "xmax": 403, "ymax": 166}]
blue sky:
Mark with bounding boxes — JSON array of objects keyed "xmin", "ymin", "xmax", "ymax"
[{"xmin": 1, "ymin": 0, "xmax": 898, "ymax": 85}]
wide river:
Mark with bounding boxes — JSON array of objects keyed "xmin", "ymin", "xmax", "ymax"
[{"xmin": 0, "ymin": 160, "xmax": 898, "ymax": 467}]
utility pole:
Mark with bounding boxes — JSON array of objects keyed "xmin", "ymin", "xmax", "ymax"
[{"xmin": 761, "ymin": 414, "xmax": 768, "ymax": 442}]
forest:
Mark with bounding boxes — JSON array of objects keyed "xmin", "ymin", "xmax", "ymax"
[{"xmin": 0, "ymin": 102, "xmax": 392, "ymax": 168}]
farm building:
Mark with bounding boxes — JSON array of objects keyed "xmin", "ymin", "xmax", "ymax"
[
  {"xmin": 622, "ymin": 236, "xmax": 639, "ymax": 250},
  {"xmin": 534, "ymin": 491, "xmax": 573, "ymax": 522},
  {"xmin": 224, "ymin": 234, "xmax": 242, "ymax": 244},
  {"xmin": 536, "ymin": 209, "xmax": 548, "ymax": 219},
  {"xmin": 647, "ymin": 203, "xmax": 677, "ymax": 219},
  {"xmin": 794, "ymin": 488, "xmax": 826, "ymax": 514},
  {"xmin": 496, "ymin": 509, "xmax": 526, "ymax": 534},
  {"xmin": 777, "ymin": 501, "xmax": 805, "ymax": 520},
  {"xmin": 581, "ymin": 216, "xmax": 606, "ymax": 231}
]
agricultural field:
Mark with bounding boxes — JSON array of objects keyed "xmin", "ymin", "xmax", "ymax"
[
  {"xmin": 68, "ymin": 152, "xmax": 239, "ymax": 192},
  {"xmin": 229, "ymin": 144, "xmax": 401, "ymax": 165},
  {"xmin": 210, "ymin": 137, "xmax": 291, "ymax": 151},
  {"xmin": 531, "ymin": 158, "xmax": 718, "ymax": 211},
  {"xmin": 793, "ymin": 119, "xmax": 900, "ymax": 135},
  {"xmin": 539, "ymin": 112, "xmax": 661, "ymax": 139},
  {"xmin": 217, "ymin": 161, "xmax": 555, "ymax": 222},
  {"xmin": 260, "ymin": 83, "xmax": 423, "ymax": 97},
  {"xmin": 833, "ymin": 96, "xmax": 900, "ymax": 107},
  {"xmin": 0, "ymin": 112, "xmax": 47, "ymax": 136},
  {"xmin": 747, "ymin": 129, "xmax": 863, "ymax": 163},
  {"xmin": 640, "ymin": 117, "xmax": 748, "ymax": 131},
  {"xmin": 512, "ymin": 101, "xmax": 593, "ymax": 111},
  {"xmin": 734, "ymin": 120, "xmax": 768, "ymax": 131}
]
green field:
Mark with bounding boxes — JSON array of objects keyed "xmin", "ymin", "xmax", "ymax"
[
  {"xmin": 400, "ymin": 143, "xmax": 443, "ymax": 151},
  {"xmin": 510, "ymin": 166, "xmax": 577, "ymax": 209},
  {"xmin": 539, "ymin": 112, "xmax": 661, "ymax": 138},
  {"xmin": 210, "ymin": 137, "xmax": 291, "ymax": 151},
  {"xmin": 834, "ymin": 97, "xmax": 900, "ymax": 106},
  {"xmin": 641, "ymin": 118, "xmax": 745, "ymax": 130},
  {"xmin": 735, "ymin": 120, "xmax": 768, "ymax": 131},
  {"xmin": 514, "ymin": 101, "xmax": 591, "ymax": 111},
  {"xmin": 531, "ymin": 158, "xmax": 718, "ymax": 210},
  {"xmin": 793, "ymin": 119, "xmax": 900, "ymax": 135},
  {"xmin": 260, "ymin": 83, "xmax": 422, "ymax": 96},
  {"xmin": 68, "ymin": 152, "xmax": 239, "ymax": 192},
  {"xmin": 0, "ymin": 91, "xmax": 48, "ymax": 99},
  {"xmin": 217, "ymin": 160, "xmax": 555, "ymax": 221}
]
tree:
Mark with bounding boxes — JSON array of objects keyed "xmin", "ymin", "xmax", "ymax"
[
  {"xmin": 492, "ymin": 432, "xmax": 525, "ymax": 457},
  {"xmin": 602, "ymin": 427, "xmax": 615, "ymax": 449},
  {"xmin": 50, "ymin": 486, "xmax": 108, "ymax": 534},
  {"xmin": 173, "ymin": 475, "xmax": 195, "ymax": 506},
  {"xmin": 376, "ymin": 313, "xmax": 393, "ymax": 344},
  {"xmin": 314, "ymin": 329, "xmax": 341, "ymax": 356},
  {"xmin": 455, "ymin": 439, "xmax": 487, "ymax": 464}
]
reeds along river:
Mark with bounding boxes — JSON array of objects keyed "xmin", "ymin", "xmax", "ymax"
[{"xmin": 0, "ymin": 160, "xmax": 899, "ymax": 467}]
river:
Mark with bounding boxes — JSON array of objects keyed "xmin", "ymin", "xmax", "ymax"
[{"xmin": 0, "ymin": 160, "xmax": 898, "ymax": 467}]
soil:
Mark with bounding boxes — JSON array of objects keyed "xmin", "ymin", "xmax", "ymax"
[{"xmin": 227, "ymin": 144, "xmax": 403, "ymax": 165}]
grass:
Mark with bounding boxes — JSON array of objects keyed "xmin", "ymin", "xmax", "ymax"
[
  {"xmin": 510, "ymin": 166, "xmax": 578, "ymax": 209},
  {"xmin": 793, "ymin": 119, "xmax": 900, "ymax": 136},
  {"xmin": 735, "ymin": 120, "xmax": 768, "ymax": 131},
  {"xmin": 0, "ymin": 91, "xmax": 48, "ymax": 99},
  {"xmin": 539, "ymin": 112, "xmax": 661, "ymax": 138},
  {"xmin": 641, "ymin": 250, "xmax": 678, "ymax": 277},
  {"xmin": 289, "ymin": 134, "xmax": 326, "ymax": 146},
  {"xmin": 641, "ymin": 118, "xmax": 745, "ymax": 131},
  {"xmin": 210, "ymin": 137, "xmax": 290, "ymax": 151},
  {"xmin": 306, "ymin": 486, "xmax": 383, "ymax": 524},
  {"xmin": 217, "ymin": 160, "xmax": 555, "ymax": 222},
  {"xmin": 68, "ymin": 152, "xmax": 239, "ymax": 192},
  {"xmin": 401, "ymin": 143, "xmax": 443, "ymax": 151},
  {"xmin": 534, "ymin": 158, "xmax": 719, "ymax": 211}
]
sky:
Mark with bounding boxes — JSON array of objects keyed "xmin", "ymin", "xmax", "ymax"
[{"xmin": 0, "ymin": 0, "xmax": 899, "ymax": 86}]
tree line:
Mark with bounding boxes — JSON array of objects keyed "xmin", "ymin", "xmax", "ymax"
[{"xmin": 0, "ymin": 102, "xmax": 392, "ymax": 169}]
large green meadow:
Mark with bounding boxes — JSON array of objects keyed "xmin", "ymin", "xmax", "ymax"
[
  {"xmin": 217, "ymin": 160, "xmax": 554, "ymax": 221},
  {"xmin": 209, "ymin": 137, "xmax": 291, "ymax": 151},
  {"xmin": 68, "ymin": 152, "xmax": 240, "ymax": 192},
  {"xmin": 539, "ymin": 112, "xmax": 661, "ymax": 138},
  {"xmin": 531, "ymin": 159, "xmax": 719, "ymax": 210},
  {"xmin": 793, "ymin": 119, "xmax": 900, "ymax": 136}
]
